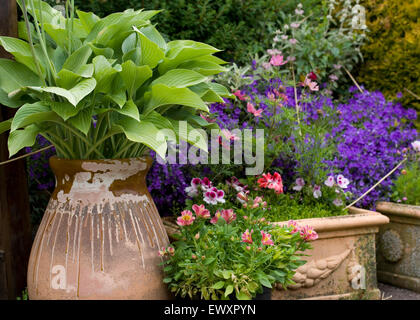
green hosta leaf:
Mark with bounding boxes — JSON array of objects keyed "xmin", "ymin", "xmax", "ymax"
[
  {"xmin": 76, "ymin": 10, "xmax": 100, "ymax": 33},
  {"xmin": 120, "ymin": 60, "xmax": 152, "ymax": 97},
  {"xmin": 0, "ymin": 88, "xmax": 22, "ymax": 108},
  {"xmin": 68, "ymin": 106, "xmax": 93, "ymax": 135},
  {"xmin": 17, "ymin": 0, "xmax": 65, "ymax": 27},
  {"xmin": 7, "ymin": 124, "xmax": 40, "ymax": 157},
  {"xmin": 211, "ymin": 281, "xmax": 225, "ymax": 290},
  {"xmin": 144, "ymin": 84, "xmax": 208, "ymax": 115},
  {"xmin": 0, "ymin": 119, "xmax": 12, "ymax": 135},
  {"xmin": 152, "ymin": 69, "xmax": 206, "ymax": 88},
  {"xmin": 43, "ymin": 24, "xmax": 69, "ymax": 49},
  {"xmin": 122, "ymin": 32, "xmax": 137, "ymax": 55},
  {"xmin": 93, "ymin": 56, "xmax": 119, "ymax": 93},
  {"xmin": 88, "ymin": 43, "xmax": 114, "ymax": 59},
  {"xmin": 159, "ymin": 40, "xmax": 220, "ymax": 74},
  {"xmin": 0, "ymin": 37, "xmax": 43, "ymax": 76},
  {"xmin": 140, "ymin": 111, "xmax": 175, "ymax": 132},
  {"xmin": 62, "ymin": 45, "xmax": 92, "ymax": 74},
  {"xmin": 207, "ymin": 83, "xmax": 233, "ymax": 98},
  {"xmin": 133, "ymin": 26, "xmax": 165, "ymax": 69},
  {"xmin": 11, "ymin": 102, "xmax": 57, "ymax": 131},
  {"xmin": 50, "ymin": 101, "xmax": 80, "ymax": 121},
  {"xmin": 56, "ymin": 69, "xmax": 81, "ymax": 89},
  {"xmin": 165, "ymin": 108, "xmax": 219, "ymax": 130},
  {"xmin": 115, "ymin": 116, "xmax": 167, "ymax": 158},
  {"xmin": 115, "ymin": 100, "xmax": 140, "ymax": 121},
  {"xmin": 224, "ymin": 285, "xmax": 234, "ymax": 297},
  {"xmin": 169, "ymin": 119, "xmax": 207, "ymax": 151},
  {"xmin": 107, "ymin": 75, "xmax": 127, "ymax": 107},
  {"xmin": 139, "ymin": 25, "xmax": 167, "ymax": 51},
  {"xmin": 178, "ymin": 60, "xmax": 227, "ymax": 76}
]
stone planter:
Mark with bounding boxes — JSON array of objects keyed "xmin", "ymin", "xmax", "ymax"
[
  {"xmin": 376, "ymin": 201, "xmax": 420, "ymax": 292},
  {"xmin": 27, "ymin": 157, "xmax": 170, "ymax": 300},
  {"xmin": 272, "ymin": 207, "xmax": 389, "ymax": 300}
]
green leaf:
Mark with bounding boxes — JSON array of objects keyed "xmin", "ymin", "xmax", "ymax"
[
  {"xmin": 133, "ymin": 27, "xmax": 165, "ymax": 69},
  {"xmin": 224, "ymin": 285, "xmax": 234, "ymax": 297},
  {"xmin": 0, "ymin": 88, "xmax": 22, "ymax": 108},
  {"xmin": 7, "ymin": 124, "xmax": 40, "ymax": 157},
  {"xmin": 50, "ymin": 101, "xmax": 80, "ymax": 121},
  {"xmin": 222, "ymin": 270, "xmax": 233, "ymax": 280},
  {"xmin": 88, "ymin": 43, "xmax": 114, "ymax": 59},
  {"xmin": 0, "ymin": 119, "xmax": 12, "ymax": 135},
  {"xmin": 236, "ymin": 290, "xmax": 251, "ymax": 300},
  {"xmin": 144, "ymin": 84, "xmax": 208, "ymax": 115},
  {"xmin": 56, "ymin": 69, "xmax": 81, "ymax": 89},
  {"xmin": 93, "ymin": 56, "xmax": 119, "ymax": 93},
  {"xmin": 115, "ymin": 100, "xmax": 140, "ymax": 121},
  {"xmin": 115, "ymin": 117, "xmax": 167, "ymax": 158},
  {"xmin": 0, "ymin": 37, "xmax": 44, "ymax": 76},
  {"xmin": 139, "ymin": 25, "xmax": 167, "ymax": 51},
  {"xmin": 169, "ymin": 119, "xmax": 207, "ymax": 151},
  {"xmin": 0, "ymin": 59, "xmax": 42, "ymax": 93},
  {"xmin": 68, "ymin": 106, "xmax": 93, "ymax": 135},
  {"xmin": 77, "ymin": 10, "xmax": 100, "ymax": 33},
  {"xmin": 259, "ymin": 277, "xmax": 272, "ymax": 288},
  {"xmin": 140, "ymin": 111, "xmax": 174, "ymax": 132},
  {"xmin": 62, "ymin": 45, "xmax": 92, "ymax": 74},
  {"xmin": 211, "ymin": 281, "xmax": 225, "ymax": 290},
  {"xmin": 17, "ymin": 0, "xmax": 65, "ymax": 27},
  {"xmin": 120, "ymin": 60, "xmax": 152, "ymax": 98},
  {"xmin": 11, "ymin": 102, "xmax": 56, "ymax": 131},
  {"xmin": 152, "ymin": 69, "xmax": 206, "ymax": 88},
  {"xmin": 178, "ymin": 60, "xmax": 227, "ymax": 76}
]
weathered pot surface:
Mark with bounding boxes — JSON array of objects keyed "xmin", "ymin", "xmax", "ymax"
[
  {"xmin": 27, "ymin": 156, "xmax": 170, "ymax": 300},
  {"xmin": 272, "ymin": 207, "xmax": 389, "ymax": 300},
  {"xmin": 376, "ymin": 201, "xmax": 420, "ymax": 292}
]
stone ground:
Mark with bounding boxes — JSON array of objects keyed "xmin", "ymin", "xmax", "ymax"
[{"xmin": 378, "ymin": 283, "xmax": 420, "ymax": 300}]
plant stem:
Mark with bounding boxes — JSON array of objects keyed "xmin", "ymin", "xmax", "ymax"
[
  {"xmin": 0, "ymin": 145, "xmax": 54, "ymax": 166},
  {"xmin": 84, "ymin": 131, "xmax": 117, "ymax": 159}
]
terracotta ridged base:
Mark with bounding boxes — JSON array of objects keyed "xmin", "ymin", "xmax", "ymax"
[{"xmin": 27, "ymin": 157, "xmax": 170, "ymax": 300}]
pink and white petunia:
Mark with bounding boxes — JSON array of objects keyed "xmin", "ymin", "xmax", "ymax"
[
  {"xmin": 200, "ymin": 177, "xmax": 213, "ymax": 191},
  {"xmin": 292, "ymin": 178, "xmax": 305, "ymax": 191},
  {"xmin": 176, "ymin": 210, "xmax": 195, "ymax": 226},
  {"xmin": 241, "ymin": 229, "xmax": 254, "ymax": 244},
  {"xmin": 203, "ymin": 190, "xmax": 218, "ymax": 205},
  {"xmin": 324, "ymin": 176, "xmax": 335, "ymax": 187},
  {"xmin": 261, "ymin": 231, "xmax": 274, "ymax": 246},
  {"xmin": 192, "ymin": 204, "xmax": 210, "ymax": 219},
  {"xmin": 313, "ymin": 185, "xmax": 322, "ymax": 199},
  {"xmin": 185, "ymin": 178, "xmax": 202, "ymax": 197},
  {"xmin": 336, "ymin": 175, "xmax": 350, "ymax": 189}
]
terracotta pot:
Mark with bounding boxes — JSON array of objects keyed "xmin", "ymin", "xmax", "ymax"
[
  {"xmin": 376, "ymin": 201, "xmax": 420, "ymax": 292},
  {"xmin": 27, "ymin": 156, "xmax": 170, "ymax": 300},
  {"xmin": 272, "ymin": 207, "xmax": 389, "ymax": 300}
]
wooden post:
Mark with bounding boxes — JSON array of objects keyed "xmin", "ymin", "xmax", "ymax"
[{"xmin": 0, "ymin": 0, "xmax": 32, "ymax": 300}]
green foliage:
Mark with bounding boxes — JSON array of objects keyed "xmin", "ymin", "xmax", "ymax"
[
  {"xmin": 357, "ymin": 0, "xmax": 420, "ymax": 125},
  {"xmin": 16, "ymin": 288, "xmax": 29, "ymax": 300},
  {"xmin": 391, "ymin": 158, "xmax": 420, "ymax": 206},
  {"xmin": 0, "ymin": 0, "xmax": 230, "ymax": 159},
  {"xmin": 47, "ymin": 0, "xmax": 324, "ymax": 65},
  {"xmin": 162, "ymin": 205, "xmax": 312, "ymax": 300}
]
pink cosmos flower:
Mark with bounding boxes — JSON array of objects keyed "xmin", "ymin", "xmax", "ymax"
[
  {"xmin": 295, "ymin": 8, "xmax": 304, "ymax": 15},
  {"xmin": 287, "ymin": 220, "xmax": 300, "ymax": 234},
  {"xmin": 300, "ymin": 225, "xmax": 318, "ymax": 241},
  {"xmin": 261, "ymin": 231, "xmax": 274, "ymax": 246},
  {"xmin": 192, "ymin": 204, "xmax": 210, "ymax": 219},
  {"xmin": 324, "ymin": 176, "xmax": 335, "ymax": 187},
  {"xmin": 329, "ymin": 74, "xmax": 338, "ymax": 81},
  {"xmin": 257, "ymin": 172, "xmax": 284, "ymax": 194},
  {"xmin": 290, "ymin": 22, "xmax": 300, "ymax": 28},
  {"xmin": 242, "ymin": 229, "xmax": 254, "ymax": 244},
  {"xmin": 247, "ymin": 102, "xmax": 263, "ymax": 117},
  {"xmin": 336, "ymin": 175, "xmax": 350, "ymax": 189},
  {"xmin": 313, "ymin": 185, "xmax": 322, "ymax": 199},
  {"xmin": 262, "ymin": 62, "xmax": 272, "ymax": 70},
  {"xmin": 267, "ymin": 49, "xmax": 282, "ymax": 56},
  {"xmin": 176, "ymin": 210, "xmax": 195, "ymax": 226},
  {"xmin": 270, "ymin": 55, "xmax": 288, "ymax": 66},
  {"xmin": 289, "ymin": 38, "xmax": 298, "ymax": 45},
  {"xmin": 233, "ymin": 89, "xmax": 247, "ymax": 101},
  {"xmin": 292, "ymin": 178, "xmax": 305, "ymax": 191},
  {"xmin": 220, "ymin": 209, "xmax": 236, "ymax": 224},
  {"xmin": 412, "ymin": 140, "xmax": 420, "ymax": 152},
  {"xmin": 281, "ymin": 35, "xmax": 288, "ymax": 40}
]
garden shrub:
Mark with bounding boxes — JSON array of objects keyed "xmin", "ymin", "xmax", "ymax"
[
  {"xmin": 357, "ymin": 0, "xmax": 420, "ymax": 126},
  {"xmin": 46, "ymin": 0, "xmax": 324, "ymax": 64}
]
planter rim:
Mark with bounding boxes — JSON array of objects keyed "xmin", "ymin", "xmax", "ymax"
[
  {"xmin": 273, "ymin": 206, "xmax": 389, "ymax": 233},
  {"xmin": 376, "ymin": 201, "xmax": 420, "ymax": 219}
]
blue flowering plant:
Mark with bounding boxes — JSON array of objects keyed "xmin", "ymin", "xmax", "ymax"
[{"xmin": 0, "ymin": 0, "xmax": 230, "ymax": 161}]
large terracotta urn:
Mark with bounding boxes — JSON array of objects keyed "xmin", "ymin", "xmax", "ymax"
[{"xmin": 27, "ymin": 156, "xmax": 170, "ymax": 300}]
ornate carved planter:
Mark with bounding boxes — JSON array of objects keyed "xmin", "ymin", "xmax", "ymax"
[
  {"xmin": 27, "ymin": 157, "xmax": 170, "ymax": 300},
  {"xmin": 272, "ymin": 207, "xmax": 389, "ymax": 300},
  {"xmin": 376, "ymin": 201, "xmax": 420, "ymax": 292}
]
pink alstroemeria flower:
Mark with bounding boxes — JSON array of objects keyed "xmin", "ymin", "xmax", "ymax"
[
  {"xmin": 270, "ymin": 55, "xmax": 288, "ymax": 66},
  {"xmin": 247, "ymin": 102, "xmax": 263, "ymax": 117},
  {"xmin": 176, "ymin": 210, "xmax": 195, "ymax": 226},
  {"xmin": 220, "ymin": 209, "xmax": 236, "ymax": 224},
  {"xmin": 300, "ymin": 225, "xmax": 318, "ymax": 241},
  {"xmin": 210, "ymin": 211, "xmax": 222, "ymax": 224},
  {"xmin": 220, "ymin": 129, "xmax": 240, "ymax": 141},
  {"xmin": 242, "ymin": 229, "xmax": 254, "ymax": 244},
  {"xmin": 261, "ymin": 231, "xmax": 274, "ymax": 246},
  {"xmin": 287, "ymin": 220, "xmax": 300, "ymax": 234},
  {"xmin": 233, "ymin": 89, "xmax": 247, "ymax": 101},
  {"xmin": 192, "ymin": 204, "xmax": 210, "ymax": 219},
  {"xmin": 303, "ymin": 75, "xmax": 319, "ymax": 91}
]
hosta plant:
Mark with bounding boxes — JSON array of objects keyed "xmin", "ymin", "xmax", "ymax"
[{"xmin": 0, "ymin": 0, "xmax": 230, "ymax": 159}]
